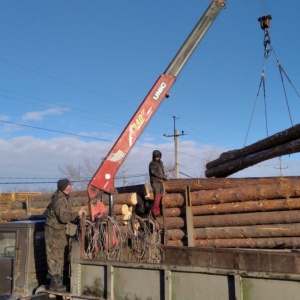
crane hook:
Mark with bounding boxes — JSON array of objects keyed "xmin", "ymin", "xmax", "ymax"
[{"xmin": 258, "ymin": 15, "xmax": 272, "ymax": 30}]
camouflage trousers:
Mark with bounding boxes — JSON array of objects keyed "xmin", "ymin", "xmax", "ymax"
[{"xmin": 45, "ymin": 225, "xmax": 69, "ymax": 276}]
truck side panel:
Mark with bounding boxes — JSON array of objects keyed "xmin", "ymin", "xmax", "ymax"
[
  {"xmin": 70, "ymin": 258, "xmax": 300, "ymax": 300},
  {"xmin": 0, "ymin": 257, "xmax": 13, "ymax": 295}
]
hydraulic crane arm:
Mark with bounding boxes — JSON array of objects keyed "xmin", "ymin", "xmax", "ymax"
[{"xmin": 88, "ymin": 0, "xmax": 226, "ymax": 220}]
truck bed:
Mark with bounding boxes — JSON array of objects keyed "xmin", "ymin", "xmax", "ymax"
[{"xmin": 70, "ymin": 243, "xmax": 300, "ymax": 300}]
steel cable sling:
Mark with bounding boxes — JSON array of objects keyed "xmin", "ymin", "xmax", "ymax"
[{"xmin": 244, "ymin": 12, "xmax": 300, "ymax": 147}]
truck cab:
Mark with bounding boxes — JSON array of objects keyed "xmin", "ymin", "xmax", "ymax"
[{"xmin": 0, "ymin": 220, "xmax": 48, "ymax": 300}]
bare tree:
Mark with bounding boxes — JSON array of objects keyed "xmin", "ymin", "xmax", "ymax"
[
  {"xmin": 58, "ymin": 156, "xmax": 135, "ymax": 190},
  {"xmin": 165, "ymin": 161, "xmax": 175, "ymax": 179},
  {"xmin": 58, "ymin": 156, "xmax": 100, "ymax": 190}
]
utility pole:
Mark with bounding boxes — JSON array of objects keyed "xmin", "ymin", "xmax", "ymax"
[
  {"xmin": 164, "ymin": 116, "xmax": 186, "ymax": 178},
  {"xmin": 274, "ymin": 156, "xmax": 288, "ymax": 177}
]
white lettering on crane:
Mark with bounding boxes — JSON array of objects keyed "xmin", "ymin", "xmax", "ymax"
[
  {"xmin": 152, "ymin": 82, "xmax": 167, "ymax": 100},
  {"xmin": 108, "ymin": 150, "xmax": 125, "ymax": 162}
]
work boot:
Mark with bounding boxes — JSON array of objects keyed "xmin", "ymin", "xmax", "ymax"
[{"xmin": 49, "ymin": 274, "xmax": 67, "ymax": 292}]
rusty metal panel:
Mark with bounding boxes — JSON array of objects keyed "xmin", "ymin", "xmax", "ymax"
[
  {"xmin": 0, "ymin": 257, "xmax": 13, "ymax": 295},
  {"xmin": 0, "ymin": 220, "xmax": 47, "ymax": 298},
  {"xmin": 242, "ymin": 277, "xmax": 300, "ymax": 300},
  {"xmin": 72, "ymin": 258, "xmax": 300, "ymax": 300},
  {"xmin": 162, "ymin": 246, "xmax": 300, "ymax": 276},
  {"xmin": 78, "ymin": 264, "xmax": 106, "ymax": 299},
  {"xmin": 171, "ymin": 271, "xmax": 231, "ymax": 300},
  {"xmin": 113, "ymin": 267, "xmax": 162, "ymax": 300}
]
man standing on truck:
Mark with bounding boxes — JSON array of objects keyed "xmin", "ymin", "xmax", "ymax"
[
  {"xmin": 45, "ymin": 178, "xmax": 79, "ymax": 292},
  {"xmin": 149, "ymin": 150, "xmax": 168, "ymax": 218}
]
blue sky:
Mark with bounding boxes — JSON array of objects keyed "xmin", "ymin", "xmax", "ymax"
[{"xmin": 1, "ymin": 0, "xmax": 300, "ymax": 192}]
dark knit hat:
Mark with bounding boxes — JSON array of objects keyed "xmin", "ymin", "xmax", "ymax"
[
  {"xmin": 57, "ymin": 178, "xmax": 71, "ymax": 192},
  {"xmin": 152, "ymin": 150, "xmax": 162, "ymax": 159}
]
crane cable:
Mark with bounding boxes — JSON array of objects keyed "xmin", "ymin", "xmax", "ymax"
[
  {"xmin": 244, "ymin": 16, "xmax": 272, "ymax": 145},
  {"xmin": 260, "ymin": 0, "xmax": 269, "ymax": 17},
  {"xmin": 244, "ymin": 9, "xmax": 300, "ymax": 147}
]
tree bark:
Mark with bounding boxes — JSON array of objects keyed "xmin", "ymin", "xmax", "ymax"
[
  {"xmin": 167, "ymin": 237, "xmax": 300, "ymax": 249},
  {"xmin": 27, "ymin": 190, "xmax": 138, "ymax": 207},
  {"xmin": 167, "ymin": 223, "xmax": 300, "ymax": 240},
  {"xmin": 205, "ymin": 139, "xmax": 300, "ymax": 178},
  {"xmin": 162, "ymin": 178, "xmax": 300, "ymax": 208},
  {"xmin": 165, "ymin": 198, "xmax": 300, "ymax": 217},
  {"xmin": 0, "ymin": 205, "xmax": 88, "ymax": 221},
  {"xmin": 206, "ymin": 124, "xmax": 300, "ymax": 169},
  {"xmin": 156, "ymin": 210, "xmax": 300, "ymax": 229},
  {"xmin": 116, "ymin": 184, "xmax": 151, "ymax": 200},
  {"xmin": 104, "ymin": 204, "xmax": 128, "ymax": 215},
  {"xmin": 163, "ymin": 176, "xmax": 300, "ymax": 193}
]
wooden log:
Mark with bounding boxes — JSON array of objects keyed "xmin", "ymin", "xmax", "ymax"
[
  {"xmin": 68, "ymin": 190, "xmax": 138, "ymax": 206},
  {"xmin": 0, "ymin": 208, "xmax": 47, "ymax": 220},
  {"xmin": 26, "ymin": 191, "xmax": 89, "ymax": 208},
  {"xmin": 128, "ymin": 205, "xmax": 134, "ymax": 212},
  {"xmin": 205, "ymin": 139, "xmax": 300, "ymax": 178},
  {"xmin": 28, "ymin": 191, "xmax": 137, "ymax": 207},
  {"xmin": 0, "ymin": 206, "xmax": 68, "ymax": 221},
  {"xmin": 206, "ymin": 124, "xmax": 300, "ymax": 169},
  {"xmin": 167, "ymin": 237, "xmax": 300, "ymax": 249},
  {"xmin": 163, "ymin": 176, "xmax": 300, "ymax": 193},
  {"xmin": 0, "ymin": 192, "xmax": 42, "ymax": 203},
  {"xmin": 18, "ymin": 196, "xmax": 89, "ymax": 209},
  {"xmin": 101, "ymin": 192, "xmax": 138, "ymax": 206},
  {"xmin": 155, "ymin": 210, "xmax": 300, "ymax": 229},
  {"xmin": 165, "ymin": 198, "xmax": 300, "ymax": 217},
  {"xmin": 199, "ymin": 178, "xmax": 300, "ymax": 204},
  {"xmin": 105, "ymin": 204, "xmax": 128, "ymax": 215},
  {"xmin": 115, "ymin": 211, "xmax": 132, "ymax": 224},
  {"xmin": 167, "ymin": 223, "xmax": 300, "ymax": 240},
  {"xmin": 116, "ymin": 184, "xmax": 151, "ymax": 200},
  {"xmin": 162, "ymin": 178, "xmax": 300, "ymax": 208}
]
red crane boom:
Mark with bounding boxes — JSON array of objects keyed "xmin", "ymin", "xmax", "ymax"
[{"xmin": 88, "ymin": 0, "xmax": 226, "ymax": 220}]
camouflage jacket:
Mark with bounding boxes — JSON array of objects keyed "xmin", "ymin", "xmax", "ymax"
[{"xmin": 45, "ymin": 190, "xmax": 77, "ymax": 231}]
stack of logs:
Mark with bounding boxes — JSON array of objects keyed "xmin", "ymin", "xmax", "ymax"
[
  {"xmin": 0, "ymin": 192, "xmax": 42, "ymax": 219},
  {"xmin": 0, "ymin": 186, "xmax": 150, "ymax": 223},
  {"xmin": 2, "ymin": 177, "xmax": 300, "ymax": 250},
  {"xmin": 156, "ymin": 176, "xmax": 300, "ymax": 249},
  {"xmin": 205, "ymin": 124, "xmax": 300, "ymax": 178}
]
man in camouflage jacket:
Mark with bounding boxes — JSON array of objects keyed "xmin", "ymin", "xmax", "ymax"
[{"xmin": 45, "ymin": 178, "xmax": 78, "ymax": 292}]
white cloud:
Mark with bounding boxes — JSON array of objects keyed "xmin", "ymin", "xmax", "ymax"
[
  {"xmin": 0, "ymin": 116, "xmax": 23, "ymax": 133},
  {"xmin": 21, "ymin": 107, "xmax": 68, "ymax": 121},
  {"xmin": 0, "ymin": 115, "xmax": 9, "ymax": 121},
  {"xmin": 0, "ymin": 135, "xmax": 300, "ymax": 192}
]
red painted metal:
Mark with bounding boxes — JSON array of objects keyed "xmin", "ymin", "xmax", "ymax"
[
  {"xmin": 88, "ymin": 74, "xmax": 176, "ymax": 219},
  {"xmin": 87, "ymin": 0, "xmax": 226, "ymax": 220}
]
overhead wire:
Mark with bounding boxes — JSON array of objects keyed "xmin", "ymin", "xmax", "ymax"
[
  {"xmin": 260, "ymin": 0, "xmax": 269, "ymax": 16},
  {"xmin": 0, "ymin": 58, "xmax": 181, "ymax": 145},
  {"xmin": 0, "ymin": 119, "xmax": 113, "ymax": 142},
  {"xmin": 0, "ymin": 89, "xmax": 127, "ymax": 125},
  {"xmin": 0, "ymin": 58, "xmax": 133, "ymax": 106}
]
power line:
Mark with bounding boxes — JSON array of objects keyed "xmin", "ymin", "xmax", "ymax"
[
  {"xmin": 0, "ymin": 85, "xmax": 142, "ymax": 123},
  {"xmin": 0, "ymin": 91, "xmax": 126, "ymax": 125},
  {"xmin": 0, "ymin": 119, "xmax": 113, "ymax": 142},
  {"xmin": 179, "ymin": 171, "xmax": 193, "ymax": 178},
  {"xmin": 0, "ymin": 119, "xmax": 199, "ymax": 155},
  {"xmin": 0, "ymin": 58, "xmax": 133, "ymax": 106}
]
